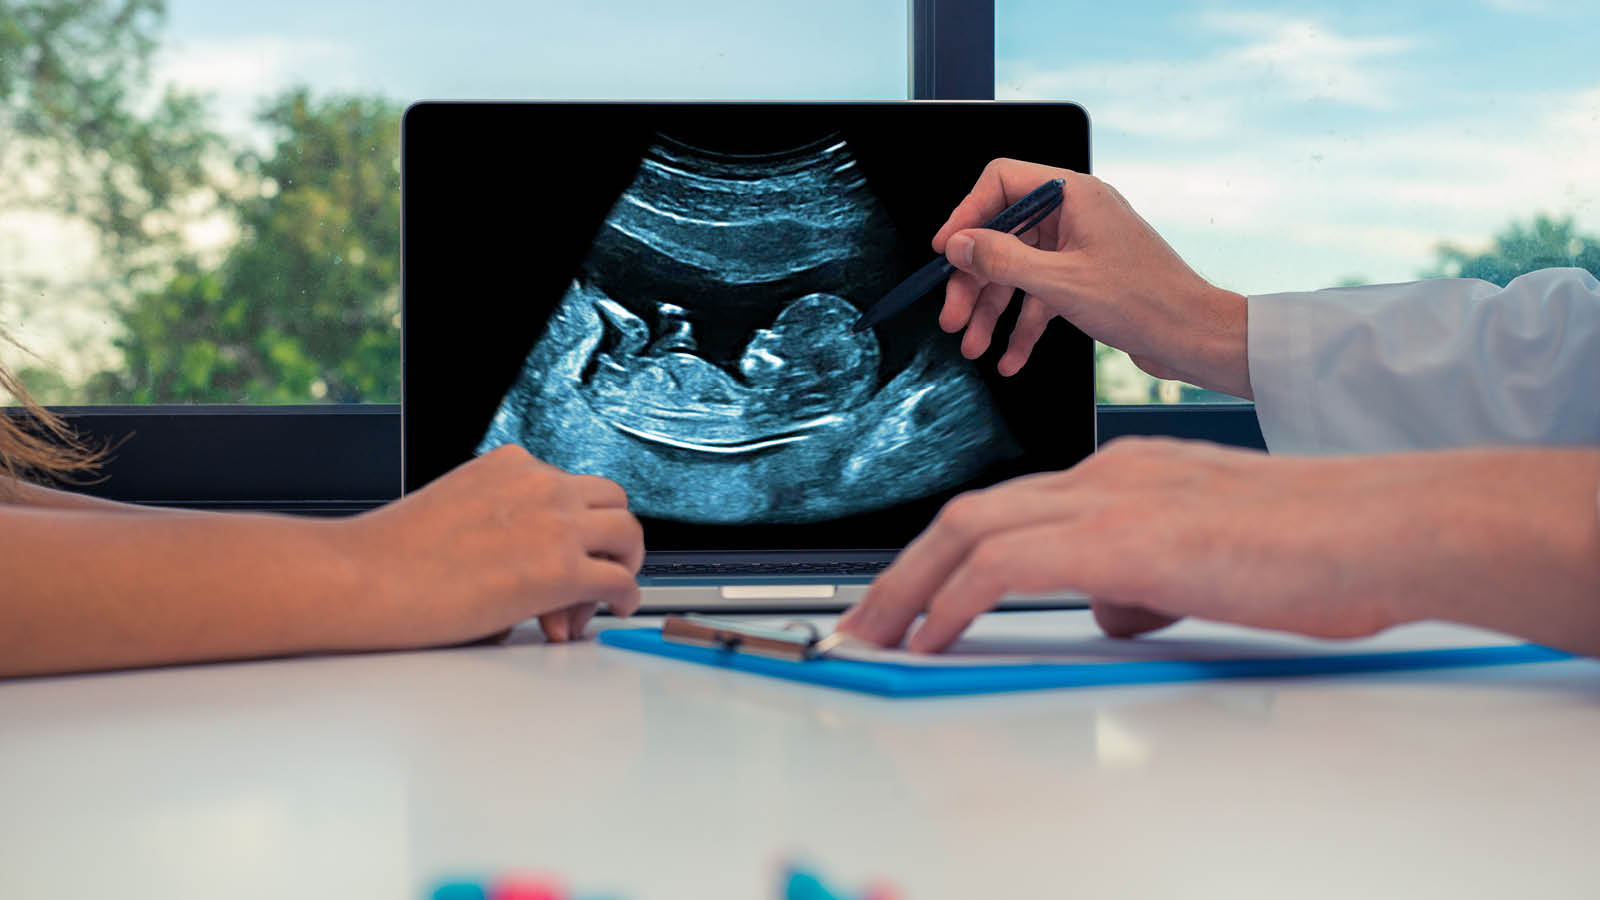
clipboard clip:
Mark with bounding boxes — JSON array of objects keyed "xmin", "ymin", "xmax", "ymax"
[{"xmin": 662, "ymin": 614, "xmax": 848, "ymax": 661}]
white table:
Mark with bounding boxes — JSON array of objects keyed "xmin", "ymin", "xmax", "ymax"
[{"xmin": 4, "ymin": 611, "xmax": 1599, "ymax": 900}]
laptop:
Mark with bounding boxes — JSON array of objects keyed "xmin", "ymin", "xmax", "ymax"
[{"xmin": 401, "ymin": 100, "xmax": 1094, "ymax": 612}]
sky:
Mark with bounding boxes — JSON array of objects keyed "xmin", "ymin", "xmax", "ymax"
[
  {"xmin": 155, "ymin": 0, "xmax": 909, "ymax": 135},
  {"xmin": 997, "ymin": 0, "xmax": 1600, "ymax": 291},
  {"xmin": 5, "ymin": 0, "xmax": 1598, "ymax": 385},
  {"xmin": 147, "ymin": 0, "xmax": 1600, "ymax": 294}
]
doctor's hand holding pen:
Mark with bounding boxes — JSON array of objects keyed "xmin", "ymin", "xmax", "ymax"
[
  {"xmin": 929, "ymin": 159, "xmax": 1250, "ymax": 398},
  {"xmin": 837, "ymin": 159, "xmax": 1600, "ymax": 657}
]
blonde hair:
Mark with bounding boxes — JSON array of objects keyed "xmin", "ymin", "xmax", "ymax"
[{"xmin": 0, "ymin": 355, "xmax": 103, "ymax": 486}]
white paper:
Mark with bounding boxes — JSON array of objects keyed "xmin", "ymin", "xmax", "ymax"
[{"xmin": 811, "ymin": 612, "xmax": 1528, "ymax": 668}]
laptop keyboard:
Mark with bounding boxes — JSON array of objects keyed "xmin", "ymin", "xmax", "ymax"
[{"xmin": 640, "ymin": 560, "xmax": 890, "ymax": 577}]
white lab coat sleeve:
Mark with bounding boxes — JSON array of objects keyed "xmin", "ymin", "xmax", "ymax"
[{"xmin": 1246, "ymin": 267, "xmax": 1600, "ymax": 455}]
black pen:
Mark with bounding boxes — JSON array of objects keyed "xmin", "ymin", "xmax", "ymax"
[{"xmin": 852, "ymin": 177, "xmax": 1065, "ymax": 333}]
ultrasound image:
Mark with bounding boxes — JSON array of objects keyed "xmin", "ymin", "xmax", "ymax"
[{"xmin": 478, "ymin": 133, "xmax": 1016, "ymax": 524}]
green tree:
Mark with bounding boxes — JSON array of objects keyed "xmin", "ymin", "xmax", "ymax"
[
  {"xmin": 0, "ymin": 0, "xmax": 218, "ymax": 274},
  {"xmin": 1427, "ymin": 215, "xmax": 1600, "ymax": 286},
  {"xmin": 90, "ymin": 89, "xmax": 403, "ymax": 402}
]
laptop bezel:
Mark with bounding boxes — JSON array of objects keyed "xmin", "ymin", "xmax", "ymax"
[{"xmin": 400, "ymin": 99, "xmax": 1096, "ymax": 569}]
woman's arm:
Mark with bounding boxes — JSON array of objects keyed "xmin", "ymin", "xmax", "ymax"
[
  {"xmin": 0, "ymin": 445, "xmax": 644, "ymax": 678},
  {"xmin": 0, "ymin": 476, "xmax": 180, "ymax": 513},
  {"xmin": 0, "ymin": 506, "xmax": 364, "ymax": 675}
]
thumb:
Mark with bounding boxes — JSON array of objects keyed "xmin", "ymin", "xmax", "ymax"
[{"xmin": 946, "ymin": 228, "xmax": 1060, "ymax": 296}]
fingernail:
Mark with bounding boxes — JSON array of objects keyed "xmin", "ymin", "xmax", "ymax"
[{"xmin": 947, "ymin": 233, "xmax": 974, "ymax": 268}]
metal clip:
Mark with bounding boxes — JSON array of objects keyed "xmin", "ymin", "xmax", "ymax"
[{"xmin": 661, "ymin": 614, "xmax": 831, "ymax": 661}]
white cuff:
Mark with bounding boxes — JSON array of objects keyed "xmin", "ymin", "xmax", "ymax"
[{"xmin": 1247, "ymin": 290, "xmax": 1321, "ymax": 454}]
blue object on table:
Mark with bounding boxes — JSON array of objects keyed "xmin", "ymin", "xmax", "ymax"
[
  {"xmin": 430, "ymin": 882, "xmax": 488, "ymax": 900},
  {"xmin": 784, "ymin": 864, "xmax": 886, "ymax": 900},
  {"xmin": 784, "ymin": 868, "xmax": 846, "ymax": 900},
  {"xmin": 596, "ymin": 627, "xmax": 1570, "ymax": 698}
]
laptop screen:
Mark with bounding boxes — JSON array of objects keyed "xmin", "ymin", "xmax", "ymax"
[{"xmin": 403, "ymin": 101, "xmax": 1093, "ymax": 554}]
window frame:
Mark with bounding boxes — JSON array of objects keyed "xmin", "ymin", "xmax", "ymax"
[{"xmin": 39, "ymin": 1, "xmax": 1258, "ymax": 512}]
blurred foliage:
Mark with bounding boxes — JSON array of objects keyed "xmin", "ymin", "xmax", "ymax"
[
  {"xmin": 0, "ymin": 0, "xmax": 219, "ymax": 273},
  {"xmin": 1427, "ymin": 215, "xmax": 1600, "ymax": 285},
  {"xmin": 4, "ymin": 2, "xmax": 1595, "ymax": 406},
  {"xmin": 86, "ymin": 89, "xmax": 403, "ymax": 402}
]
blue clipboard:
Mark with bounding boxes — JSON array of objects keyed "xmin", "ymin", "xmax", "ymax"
[{"xmin": 597, "ymin": 627, "xmax": 1570, "ymax": 698}]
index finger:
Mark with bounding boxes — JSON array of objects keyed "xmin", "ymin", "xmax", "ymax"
[
  {"xmin": 838, "ymin": 484, "xmax": 1081, "ymax": 647},
  {"xmin": 932, "ymin": 159, "xmax": 1078, "ymax": 253},
  {"xmin": 574, "ymin": 474, "xmax": 628, "ymax": 509}
]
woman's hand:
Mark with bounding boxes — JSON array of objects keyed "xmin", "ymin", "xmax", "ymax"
[
  {"xmin": 338, "ymin": 444, "xmax": 644, "ymax": 648},
  {"xmin": 0, "ymin": 444, "xmax": 645, "ymax": 677},
  {"xmin": 933, "ymin": 159, "xmax": 1251, "ymax": 398}
]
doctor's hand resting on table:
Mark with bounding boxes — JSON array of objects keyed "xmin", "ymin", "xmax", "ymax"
[
  {"xmin": 838, "ymin": 158, "xmax": 1600, "ymax": 657},
  {"xmin": 0, "ymin": 439, "xmax": 643, "ymax": 678}
]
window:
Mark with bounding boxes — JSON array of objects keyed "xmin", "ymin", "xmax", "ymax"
[
  {"xmin": 997, "ymin": 1, "xmax": 1600, "ymax": 403},
  {"xmin": 0, "ymin": 0, "xmax": 908, "ymax": 405}
]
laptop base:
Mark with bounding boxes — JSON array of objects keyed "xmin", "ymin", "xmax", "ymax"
[{"xmin": 636, "ymin": 583, "xmax": 1088, "ymax": 614}]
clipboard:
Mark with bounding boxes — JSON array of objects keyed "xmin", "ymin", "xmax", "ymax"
[{"xmin": 597, "ymin": 614, "xmax": 1572, "ymax": 698}]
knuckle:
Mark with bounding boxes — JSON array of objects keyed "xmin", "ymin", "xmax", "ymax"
[
  {"xmin": 1076, "ymin": 499, "xmax": 1132, "ymax": 536},
  {"xmin": 553, "ymin": 474, "xmax": 589, "ymax": 505},
  {"xmin": 965, "ymin": 540, "xmax": 1012, "ymax": 579},
  {"xmin": 936, "ymin": 493, "xmax": 986, "ymax": 541},
  {"xmin": 1080, "ymin": 172, "xmax": 1112, "ymax": 197},
  {"xmin": 608, "ymin": 480, "xmax": 631, "ymax": 507},
  {"xmin": 1097, "ymin": 435, "xmax": 1170, "ymax": 460},
  {"xmin": 592, "ymin": 561, "xmax": 637, "ymax": 595},
  {"xmin": 613, "ymin": 566, "xmax": 642, "ymax": 595},
  {"xmin": 487, "ymin": 442, "xmax": 531, "ymax": 464},
  {"xmin": 975, "ymin": 237, "xmax": 1014, "ymax": 279},
  {"xmin": 583, "ymin": 473, "xmax": 629, "ymax": 506}
]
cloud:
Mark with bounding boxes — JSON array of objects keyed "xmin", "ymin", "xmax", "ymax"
[
  {"xmin": 1000, "ymin": 63, "xmax": 1242, "ymax": 140},
  {"xmin": 999, "ymin": 12, "xmax": 1599, "ymax": 291},
  {"xmin": 1094, "ymin": 88, "xmax": 1600, "ymax": 292},
  {"xmin": 1478, "ymin": 0, "xmax": 1554, "ymax": 12},
  {"xmin": 1205, "ymin": 14, "xmax": 1415, "ymax": 108},
  {"xmin": 1000, "ymin": 13, "xmax": 1414, "ymax": 141},
  {"xmin": 152, "ymin": 35, "xmax": 363, "ymax": 142}
]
